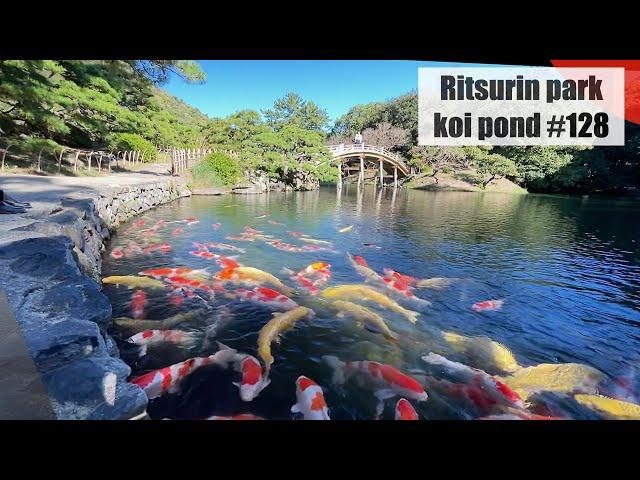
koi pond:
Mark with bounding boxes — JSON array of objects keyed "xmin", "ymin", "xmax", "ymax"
[{"xmin": 102, "ymin": 186, "xmax": 640, "ymax": 420}]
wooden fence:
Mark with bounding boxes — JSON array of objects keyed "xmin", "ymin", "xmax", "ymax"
[{"xmin": 169, "ymin": 147, "xmax": 239, "ymax": 175}]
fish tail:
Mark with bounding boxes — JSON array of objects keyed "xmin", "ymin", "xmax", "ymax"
[
  {"xmin": 322, "ymin": 355, "xmax": 346, "ymax": 385},
  {"xmin": 403, "ymin": 308, "xmax": 420, "ymax": 324}
]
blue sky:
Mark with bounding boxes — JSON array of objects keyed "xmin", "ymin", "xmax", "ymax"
[{"xmin": 164, "ymin": 60, "xmax": 477, "ymax": 123}]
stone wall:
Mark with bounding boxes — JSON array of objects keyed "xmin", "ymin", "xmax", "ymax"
[{"xmin": 0, "ymin": 179, "xmax": 190, "ymax": 419}]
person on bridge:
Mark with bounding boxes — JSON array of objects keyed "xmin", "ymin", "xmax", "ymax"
[{"xmin": 0, "ymin": 189, "xmax": 31, "ymax": 214}]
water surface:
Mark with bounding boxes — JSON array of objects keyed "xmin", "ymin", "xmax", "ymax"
[{"xmin": 103, "ymin": 186, "xmax": 640, "ymax": 419}]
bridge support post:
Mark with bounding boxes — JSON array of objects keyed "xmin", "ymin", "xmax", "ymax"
[
  {"xmin": 359, "ymin": 155, "xmax": 364, "ymax": 186},
  {"xmin": 394, "ymin": 166, "xmax": 398, "ymax": 188},
  {"xmin": 379, "ymin": 159, "xmax": 384, "ymax": 188},
  {"xmin": 337, "ymin": 162, "xmax": 342, "ymax": 190}
]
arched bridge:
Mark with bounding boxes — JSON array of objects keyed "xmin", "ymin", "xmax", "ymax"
[{"xmin": 328, "ymin": 144, "xmax": 411, "ymax": 186}]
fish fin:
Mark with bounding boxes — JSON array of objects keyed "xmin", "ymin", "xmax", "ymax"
[
  {"xmin": 232, "ymin": 381, "xmax": 241, "ymax": 389},
  {"xmin": 322, "ymin": 355, "xmax": 346, "ymax": 385},
  {"xmin": 291, "ymin": 402, "xmax": 301, "ymax": 414},
  {"xmin": 137, "ymin": 345, "xmax": 148, "ymax": 358},
  {"xmin": 216, "ymin": 341, "xmax": 233, "ymax": 351},
  {"xmin": 374, "ymin": 389, "xmax": 397, "ymax": 401},
  {"xmin": 281, "ymin": 267, "xmax": 295, "ymax": 276},
  {"xmin": 405, "ymin": 309, "xmax": 420, "ymax": 324}
]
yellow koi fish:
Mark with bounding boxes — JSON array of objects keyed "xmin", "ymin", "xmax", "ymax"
[
  {"xmin": 442, "ymin": 331, "xmax": 521, "ymax": 373},
  {"xmin": 498, "ymin": 362, "xmax": 604, "ymax": 401},
  {"xmin": 415, "ymin": 277, "xmax": 458, "ymax": 290},
  {"xmin": 113, "ymin": 309, "xmax": 204, "ymax": 334},
  {"xmin": 574, "ymin": 394, "xmax": 640, "ymax": 420},
  {"xmin": 257, "ymin": 306, "xmax": 314, "ymax": 375},
  {"xmin": 321, "ymin": 284, "xmax": 419, "ymax": 324},
  {"xmin": 338, "ymin": 225, "xmax": 354, "ymax": 233},
  {"xmin": 231, "ymin": 267, "xmax": 294, "ymax": 296},
  {"xmin": 332, "ymin": 300, "xmax": 399, "ymax": 341},
  {"xmin": 102, "ymin": 275, "xmax": 166, "ymax": 290}
]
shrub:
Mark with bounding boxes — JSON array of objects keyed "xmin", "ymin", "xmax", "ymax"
[
  {"xmin": 190, "ymin": 152, "xmax": 242, "ymax": 188},
  {"xmin": 109, "ymin": 133, "xmax": 157, "ymax": 162}
]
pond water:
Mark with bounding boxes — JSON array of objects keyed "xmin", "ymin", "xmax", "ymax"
[{"xmin": 102, "ymin": 186, "xmax": 640, "ymax": 420}]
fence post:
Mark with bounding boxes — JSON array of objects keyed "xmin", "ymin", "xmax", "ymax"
[
  {"xmin": 37, "ymin": 147, "xmax": 45, "ymax": 173},
  {"xmin": 1, "ymin": 145, "xmax": 10, "ymax": 172},
  {"xmin": 98, "ymin": 152, "xmax": 103, "ymax": 172},
  {"xmin": 74, "ymin": 151, "xmax": 81, "ymax": 173},
  {"xmin": 87, "ymin": 151, "xmax": 93, "ymax": 172},
  {"xmin": 57, "ymin": 148, "xmax": 65, "ymax": 173}
]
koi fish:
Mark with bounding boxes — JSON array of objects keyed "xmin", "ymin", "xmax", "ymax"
[
  {"xmin": 301, "ymin": 244, "xmax": 337, "ymax": 254},
  {"xmin": 421, "ymin": 353, "xmax": 524, "ymax": 409},
  {"xmin": 257, "ymin": 307, "xmax": 314, "ymax": 375},
  {"xmin": 140, "ymin": 267, "xmax": 209, "ymax": 280},
  {"xmin": 212, "ymin": 222, "xmax": 221, "ymax": 230},
  {"xmin": 110, "ymin": 248, "xmax": 124, "ymax": 260},
  {"xmin": 383, "ymin": 268, "xmax": 418, "ymax": 286},
  {"xmin": 206, "ymin": 242, "xmax": 246, "ymax": 254},
  {"xmin": 300, "ymin": 237, "xmax": 333, "ymax": 246},
  {"xmin": 472, "ymin": 299, "xmax": 505, "ymax": 312},
  {"xmin": 574, "ymin": 394, "xmax": 640, "ymax": 420},
  {"xmin": 321, "ymin": 284, "xmax": 419, "ymax": 324},
  {"xmin": 363, "ymin": 243, "xmax": 381, "ymax": 249},
  {"xmin": 126, "ymin": 329, "xmax": 201, "ymax": 357},
  {"xmin": 218, "ymin": 256, "xmax": 241, "ymax": 270},
  {"xmin": 347, "ymin": 253, "xmax": 383, "ymax": 283},
  {"xmin": 124, "ymin": 242, "xmax": 144, "ymax": 257},
  {"xmin": 267, "ymin": 240, "xmax": 307, "ymax": 253},
  {"xmin": 231, "ymin": 267, "xmax": 294, "ymax": 295},
  {"xmin": 287, "ymin": 231, "xmax": 307, "ymax": 237},
  {"xmin": 496, "ymin": 362, "xmax": 604, "ymax": 401},
  {"xmin": 332, "ymin": 300, "xmax": 399, "ymax": 341},
  {"xmin": 291, "ymin": 376, "xmax": 330, "ymax": 420},
  {"xmin": 159, "ymin": 243, "xmax": 172, "ymax": 253},
  {"xmin": 338, "ymin": 225, "xmax": 353, "ymax": 233},
  {"xmin": 165, "ymin": 275, "xmax": 214, "ymax": 294},
  {"xmin": 442, "ymin": 331, "xmax": 521, "ymax": 373},
  {"xmin": 395, "ymin": 398, "xmax": 419, "ymax": 420},
  {"xmin": 235, "ymin": 287, "xmax": 298, "ymax": 311},
  {"xmin": 132, "ymin": 219, "xmax": 146, "ymax": 228},
  {"xmin": 189, "ymin": 250, "xmax": 223, "ymax": 260},
  {"xmin": 255, "ymin": 214, "xmax": 269, "ymax": 219},
  {"xmin": 383, "ymin": 269, "xmax": 457, "ymax": 291},
  {"xmin": 216, "ymin": 342, "xmax": 271, "ymax": 401},
  {"xmin": 322, "ymin": 356, "xmax": 428, "ymax": 417},
  {"xmin": 226, "ymin": 234, "xmax": 256, "ymax": 242},
  {"xmin": 207, "ymin": 414, "xmax": 265, "ymax": 420},
  {"xmin": 113, "ymin": 309, "xmax": 205, "ymax": 334},
  {"xmin": 130, "ymin": 348, "xmax": 239, "ymax": 399},
  {"xmin": 172, "ymin": 227, "xmax": 183, "ymax": 236},
  {"xmin": 185, "ymin": 216, "xmax": 199, "ymax": 226},
  {"xmin": 381, "ymin": 275, "xmax": 432, "ymax": 308},
  {"xmin": 102, "ymin": 275, "xmax": 166, "ymax": 290},
  {"xmin": 130, "ymin": 290, "xmax": 147, "ymax": 319},
  {"xmin": 268, "ymin": 220, "xmax": 285, "ymax": 226}
]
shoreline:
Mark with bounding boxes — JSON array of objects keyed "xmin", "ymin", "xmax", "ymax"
[{"xmin": 0, "ymin": 174, "xmax": 190, "ymax": 419}]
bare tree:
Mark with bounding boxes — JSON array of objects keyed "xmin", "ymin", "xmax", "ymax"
[{"xmin": 362, "ymin": 122, "xmax": 408, "ymax": 150}]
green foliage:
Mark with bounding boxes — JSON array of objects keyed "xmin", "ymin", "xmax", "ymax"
[
  {"xmin": 201, "ymin": 94, "xmax": 334, "ymax": 185},
  {"xmin": 262, "ymin": 93, "xmax": 329, "ymax": 132},
  {"xmin": 475, "ymin": 153, "xmax": 518, "ymax": 188},
  {"xmin": 110, "ymin": 133, "xmax": 157, "ymax": 162},
  {"xmin": 190, "ymin": 152, "xmax": 242, "ymax": 188},
  {"xmin": 0, "ymin": 60, "xmax": 207, "ymax": 150}
]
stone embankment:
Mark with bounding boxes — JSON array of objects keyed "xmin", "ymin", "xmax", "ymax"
[{"xmin": 0, "ymin": 178, "xmax": 190, "ymax": 419}]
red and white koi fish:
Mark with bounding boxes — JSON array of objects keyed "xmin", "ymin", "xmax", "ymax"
[
  {"xmin": 212, "ymin": 222, "xmax": 221, "ymax": 230},
  {"xmin": 383, "ymin": 268, "xmax": 418, "ymax": 286},
  {"xmin": 226, "ymin": 234, "xmax": 255, "ymax": 242},
  {"xmin": 323, "ymin": 356, "xmax": 428, "ymax": 417},
  {"xmin": 235, "ymin": 287, "xmax": 298, "ymax": 311},
  {"xmin": 217, "ymin": 256, "xmax": 241, "ymax": 269},
  {"xmin": 143, "ymin": 244, "xmax": 161, "ymax": 255},
  {"xmin": 347, "ymin": 253, "xmax": 383, "ymax": 282},
  {"xmin": 165, "ymin": 275, "xmax": 214, "ymax": 294},
  {"xmin": 267, "ymin": 240, "xmax": 307, "ymax": 253},
  {"xmin": 140, "ymin": 267, "xmax": 209, "ymax": 279},
  {"xmin": 207, "ymin": 413, "xmax": 265, "ymax": 420},
  {"xmin": 291, "ymin": 376, "xmax": 330, "ymax": 420},
  {"xmin": 130, "ymin": 290, "xmax": 147, "ymax": 319},
  {"xmin": 395, "ymin": 398, "xmax": 419, "ymax": 420},
  {"xmin": 171, "ymin": 227, "xmax": 184, "ymax": 236},
  {"xmin": 206, "ymin": 242, "xmax": 246, "ymax": 254},
  {"xmin": 126, "ymin": 329, "xmax": 201, "ymax": 357},
  {"xmin": 420, "ymin": 353, "xmax": 523, "ymax": 409},
  {"xmin": 302, "ymin": 244, "xmax": 337, "ymax": 254},
  {"xmin": 215, "ymin": 342, "xmax": 270, "ymax": 401},
  {"xmin": 287, "ymin": 231, "xmax": 307, "ymax": 237},
  {"xmin": 185, "ymin": 216, "xmax": 199, "ymax": 226},
  {"xmin": 155, "ymin": 220, "xmax": 166, "ymax": 227},
  {"xmin": 110, "ymin": 248, "xmax": 124, "ymax": 260},
  {"xmin": 190, "ymin": 250, "xmax": 222, "ymax": 260},
  {"xmin": 160, "ymin": 243, "xmax": 171, "ymax": 253},
  {"xmin": 132, "ymin": 219, "xmax": 146, "ymax": 228},
  {"xmin": 130, "ymin": 348, "xmax": 240, "ymax": 399},
  {"xmin": 381, "ymin": 275, "xmax": 432, "ymax": 308},
  {"xmin": 268, "ymin": 220, "xmax": 285, "ymax": 226},
  {"xmin": 283, "ymin": 262, "xmax": 331, "ymax": 295},
  {"xmin": 472, "ymin": 299, "xmax": 505, "ymax": 312}
]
